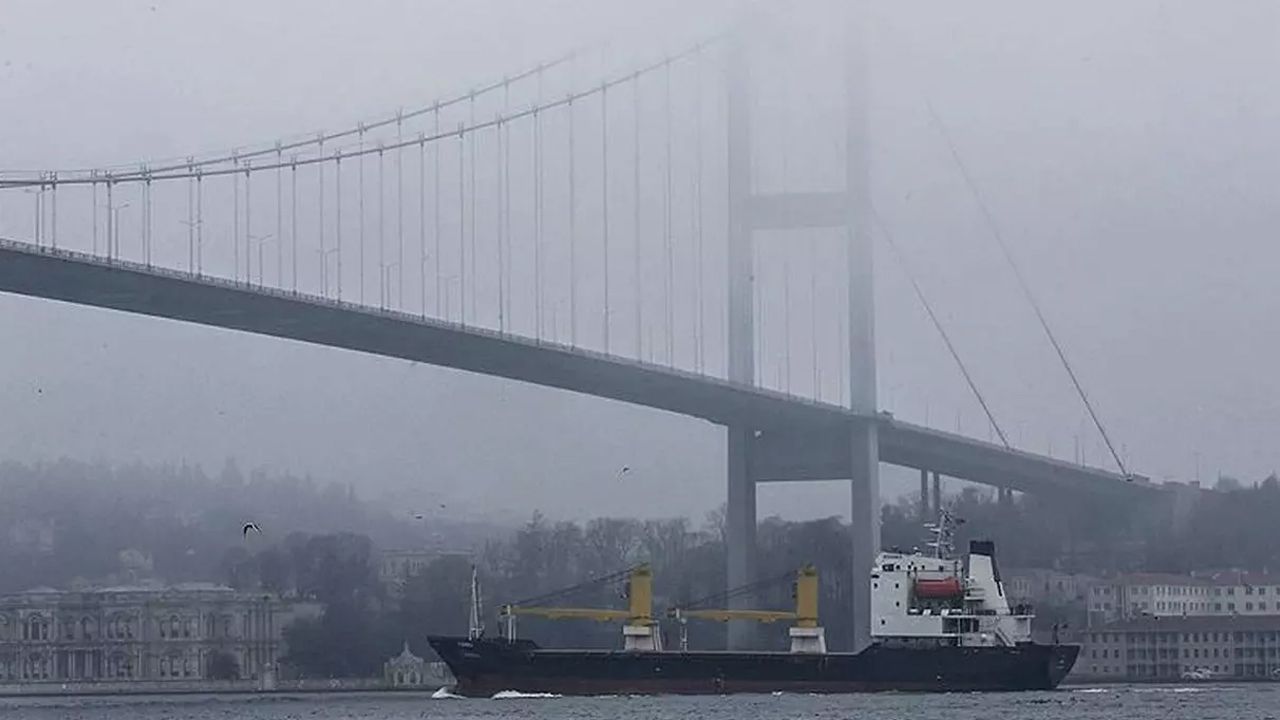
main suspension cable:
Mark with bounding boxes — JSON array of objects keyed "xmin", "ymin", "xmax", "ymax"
[
  {"xmin": 872, "ymin": 206, "xmax": 1010, "ymax": 450},
  {"xmin": 925, "ymin": 101, "xmax": 1127, "ymax": 474}
]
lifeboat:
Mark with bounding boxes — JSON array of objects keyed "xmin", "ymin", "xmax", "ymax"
[{"xmin": 914, "ymin": 577, "xmax": 964, "ymax": 599}]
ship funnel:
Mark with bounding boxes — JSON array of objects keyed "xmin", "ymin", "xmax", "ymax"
[
  {"xmin": 968, "ymin": 540, "xmax": 996, "ymax": 557},
  {"xmin": 966, "ymin": 539, "xmax": 1009, "ymax": 613}
]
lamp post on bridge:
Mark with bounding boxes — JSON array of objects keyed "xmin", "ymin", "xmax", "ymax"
[
  {"xmin": 319, "ymin": 247, "xmax": 339, "ymax": 299},
  {"xmin": 101, "ymin": 200, "xmax": 130, "ymax": 261},
  {"xmin": 248, "ymin": 233, "xmax": 275, "ymax": 289},
  {"xmin": 178, "ymin": 218, "xmax": 203, "ymax": 275},
  {"xmin": 381, "ymin": 262, "xmax": 401, "ymax": 311},
  {"xmin": 20, "ymin": 186, "xmax": 43, "ymax": 248}
]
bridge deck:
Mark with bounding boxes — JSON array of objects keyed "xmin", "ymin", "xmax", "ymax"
[{"xmin": 0, "ymin": 240, "xmax": 1159, "ymax": 498}]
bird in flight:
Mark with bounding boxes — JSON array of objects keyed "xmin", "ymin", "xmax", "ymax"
[{"xmin": 243, "ymin": 522, "xmax": 262, "ymax": 537}]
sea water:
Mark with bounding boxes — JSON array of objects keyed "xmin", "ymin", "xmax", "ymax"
[{"xmin": 1, "ymin": 684, "xmax": 1276, "ymax": 720}]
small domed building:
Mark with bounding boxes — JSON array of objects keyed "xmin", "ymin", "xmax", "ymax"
[{"xmin": 383, "ymin": 641, "xmax": 427, "ymax": 688}]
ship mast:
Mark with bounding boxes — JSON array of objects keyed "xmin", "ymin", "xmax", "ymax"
[
  {"xmin": 925, "ymin": 510, "xmax": 958, "ymax": 560},
  {"xmin": 468, "ymin": 564, "xmax": 485, "ymax": 640}
]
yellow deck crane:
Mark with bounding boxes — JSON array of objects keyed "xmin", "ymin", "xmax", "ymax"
[
  {"xmin": 499, "ymin": 563, "xmax": 663, "ymax": 651},
  {"xmin": 666, "ymin": 565, "xmax": 826, "ymax": 654}
]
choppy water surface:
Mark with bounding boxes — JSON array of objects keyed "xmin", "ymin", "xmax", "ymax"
[{"xmin": 2, "ymin": 685, "xmax": 1278, "ymax": 720}]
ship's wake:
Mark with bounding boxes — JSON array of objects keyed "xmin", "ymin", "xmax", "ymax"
[
  {"xmin": 491, "ymin": 690, "xmax": 563, "ymax": 699},
  {"xmin": 431, "ymin": 687, "xmax": 464, "ymax": 699}
]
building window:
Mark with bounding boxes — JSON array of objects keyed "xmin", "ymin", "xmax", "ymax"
[{"xmin": 26, "ymin": 616, "xmax": 48, "ymax": 642}]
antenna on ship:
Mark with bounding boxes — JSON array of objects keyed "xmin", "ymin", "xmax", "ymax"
[
  {"xmin": 468, "ymin": 564, "xmax": 485, "ymax": 640},
  {"xmin": 924, "ymin": 509, "xmax": 963, "ymax": 560}
]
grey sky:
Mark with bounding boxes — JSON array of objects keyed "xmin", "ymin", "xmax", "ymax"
[{"xmin": 1, "ymin": 0, "xmax": 1278, "ymax": 523}]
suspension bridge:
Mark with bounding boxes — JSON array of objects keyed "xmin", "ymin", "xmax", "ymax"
[{"xmin": 0, "ymin": 10, "xmax": 1178, "ymax": 650}]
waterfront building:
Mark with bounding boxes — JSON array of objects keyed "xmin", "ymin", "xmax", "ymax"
[
  {"xmin": 0, "ymin": 583, "xmax": 318, "ymax": 685},
  {"xmin": 384, "ymin": 642, "xmax": 428, "ymax": 687},
  {"xmin": 377, "ymin": 548, "xmax": 472, "ymax": 598},
  {"xmin": 377, "ymin": 549, "xmax": 438, "ymax": 597},
  {"xmin": 1078, "ymin": 615, "xmax": 1280, "ymax": 681},
  {"xmin": 1087, "ymin": 571, "xmax": 1280, "ymax": 626},
  {"xmin": 1006, "ymin": 568, "xmax": 1098, "ymax": 608}
]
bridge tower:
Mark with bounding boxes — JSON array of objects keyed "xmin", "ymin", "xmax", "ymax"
[{"xmin": 725, "ymin": 3, "xmax": 879, "ymax": 651}]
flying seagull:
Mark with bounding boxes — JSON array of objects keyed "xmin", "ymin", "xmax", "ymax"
[{"xmin": 243, "ymin": 522, "xmax": 262, "ymax": 537}]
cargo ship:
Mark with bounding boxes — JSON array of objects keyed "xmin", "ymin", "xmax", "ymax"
[{"xmin": 429, "ymin": 514, "xmax": 1078, "ymax": 695}]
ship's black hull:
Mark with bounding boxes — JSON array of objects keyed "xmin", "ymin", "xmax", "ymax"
[{"xmin": 428, "ymin": 636, "xmax": 1079, "ymax": 696}]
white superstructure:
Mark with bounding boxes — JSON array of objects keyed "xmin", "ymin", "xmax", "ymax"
[{"xmin": 870, "ymin": 513, "xmax": 1033, "ymax": 647}]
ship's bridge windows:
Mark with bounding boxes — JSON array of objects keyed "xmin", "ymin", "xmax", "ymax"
[{"xmin": 882, "ymin": 564, "xmax": 897, "ymax": 572}]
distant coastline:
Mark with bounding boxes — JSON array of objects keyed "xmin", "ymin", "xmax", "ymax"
[{"xmin": 0, "ymin": 678, "xmax": 446, "ymax": 698}]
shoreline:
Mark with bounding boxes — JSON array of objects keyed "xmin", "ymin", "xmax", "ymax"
[
  {"xmin": 0, "ymin": 683, "xmax": 447, "ymax": 700},
  {"xmin": 5, "ymin": 679, "xmax": 1277, "ymax": 700}
]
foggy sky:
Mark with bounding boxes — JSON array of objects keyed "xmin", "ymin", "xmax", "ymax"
[{"xmin": 2, "ymin": 0, "xmax": 1279, "ymax": 523}]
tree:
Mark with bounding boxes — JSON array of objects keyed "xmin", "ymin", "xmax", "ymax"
[
  {"xmin": 292, "ymin": 533, "xmax": 379, "ymax": 608},
  {"xmin": 278, "ymin": 532, "xmax": 398, "ymax": 678},
  {"xmin": 281, "ymin": 607, "xmax": 399, "ymax": 679},
  {"xmin": 257, "ymin": 547, "xmax": 292, "ymax": 595},
  {"xmin": 219, "ymin": 547, "xmax": 256, "ymax": 590},
  {"xmin": 399, "ymin": 555, "xmax": 474, "ymax": 653}
]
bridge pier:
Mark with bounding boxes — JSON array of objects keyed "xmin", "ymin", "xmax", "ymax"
[
  {"xmin": 725, "ymin": 426, "xmax": 758, "ymax": 649},
  {"xmin": 998, "ymin": 487, "xmax": 1014, "ymax": 509},
  {"xmin": 849, "ymin": 425, "xmax": 880, "ymax": 652},
  {"xmin": 932, "ymin": 472, "xmax": 942, "ymax": 516},
  {"xmin": 919, "ymin": 468, "xmax": 930, "ymax": 520},
  {"xmin": 724, "ymin": 18, "xmax": 757, "ymax": 651},
  {"xmin": 844, "ymin": 0, "xmax": 878, "ymax": 653}
]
